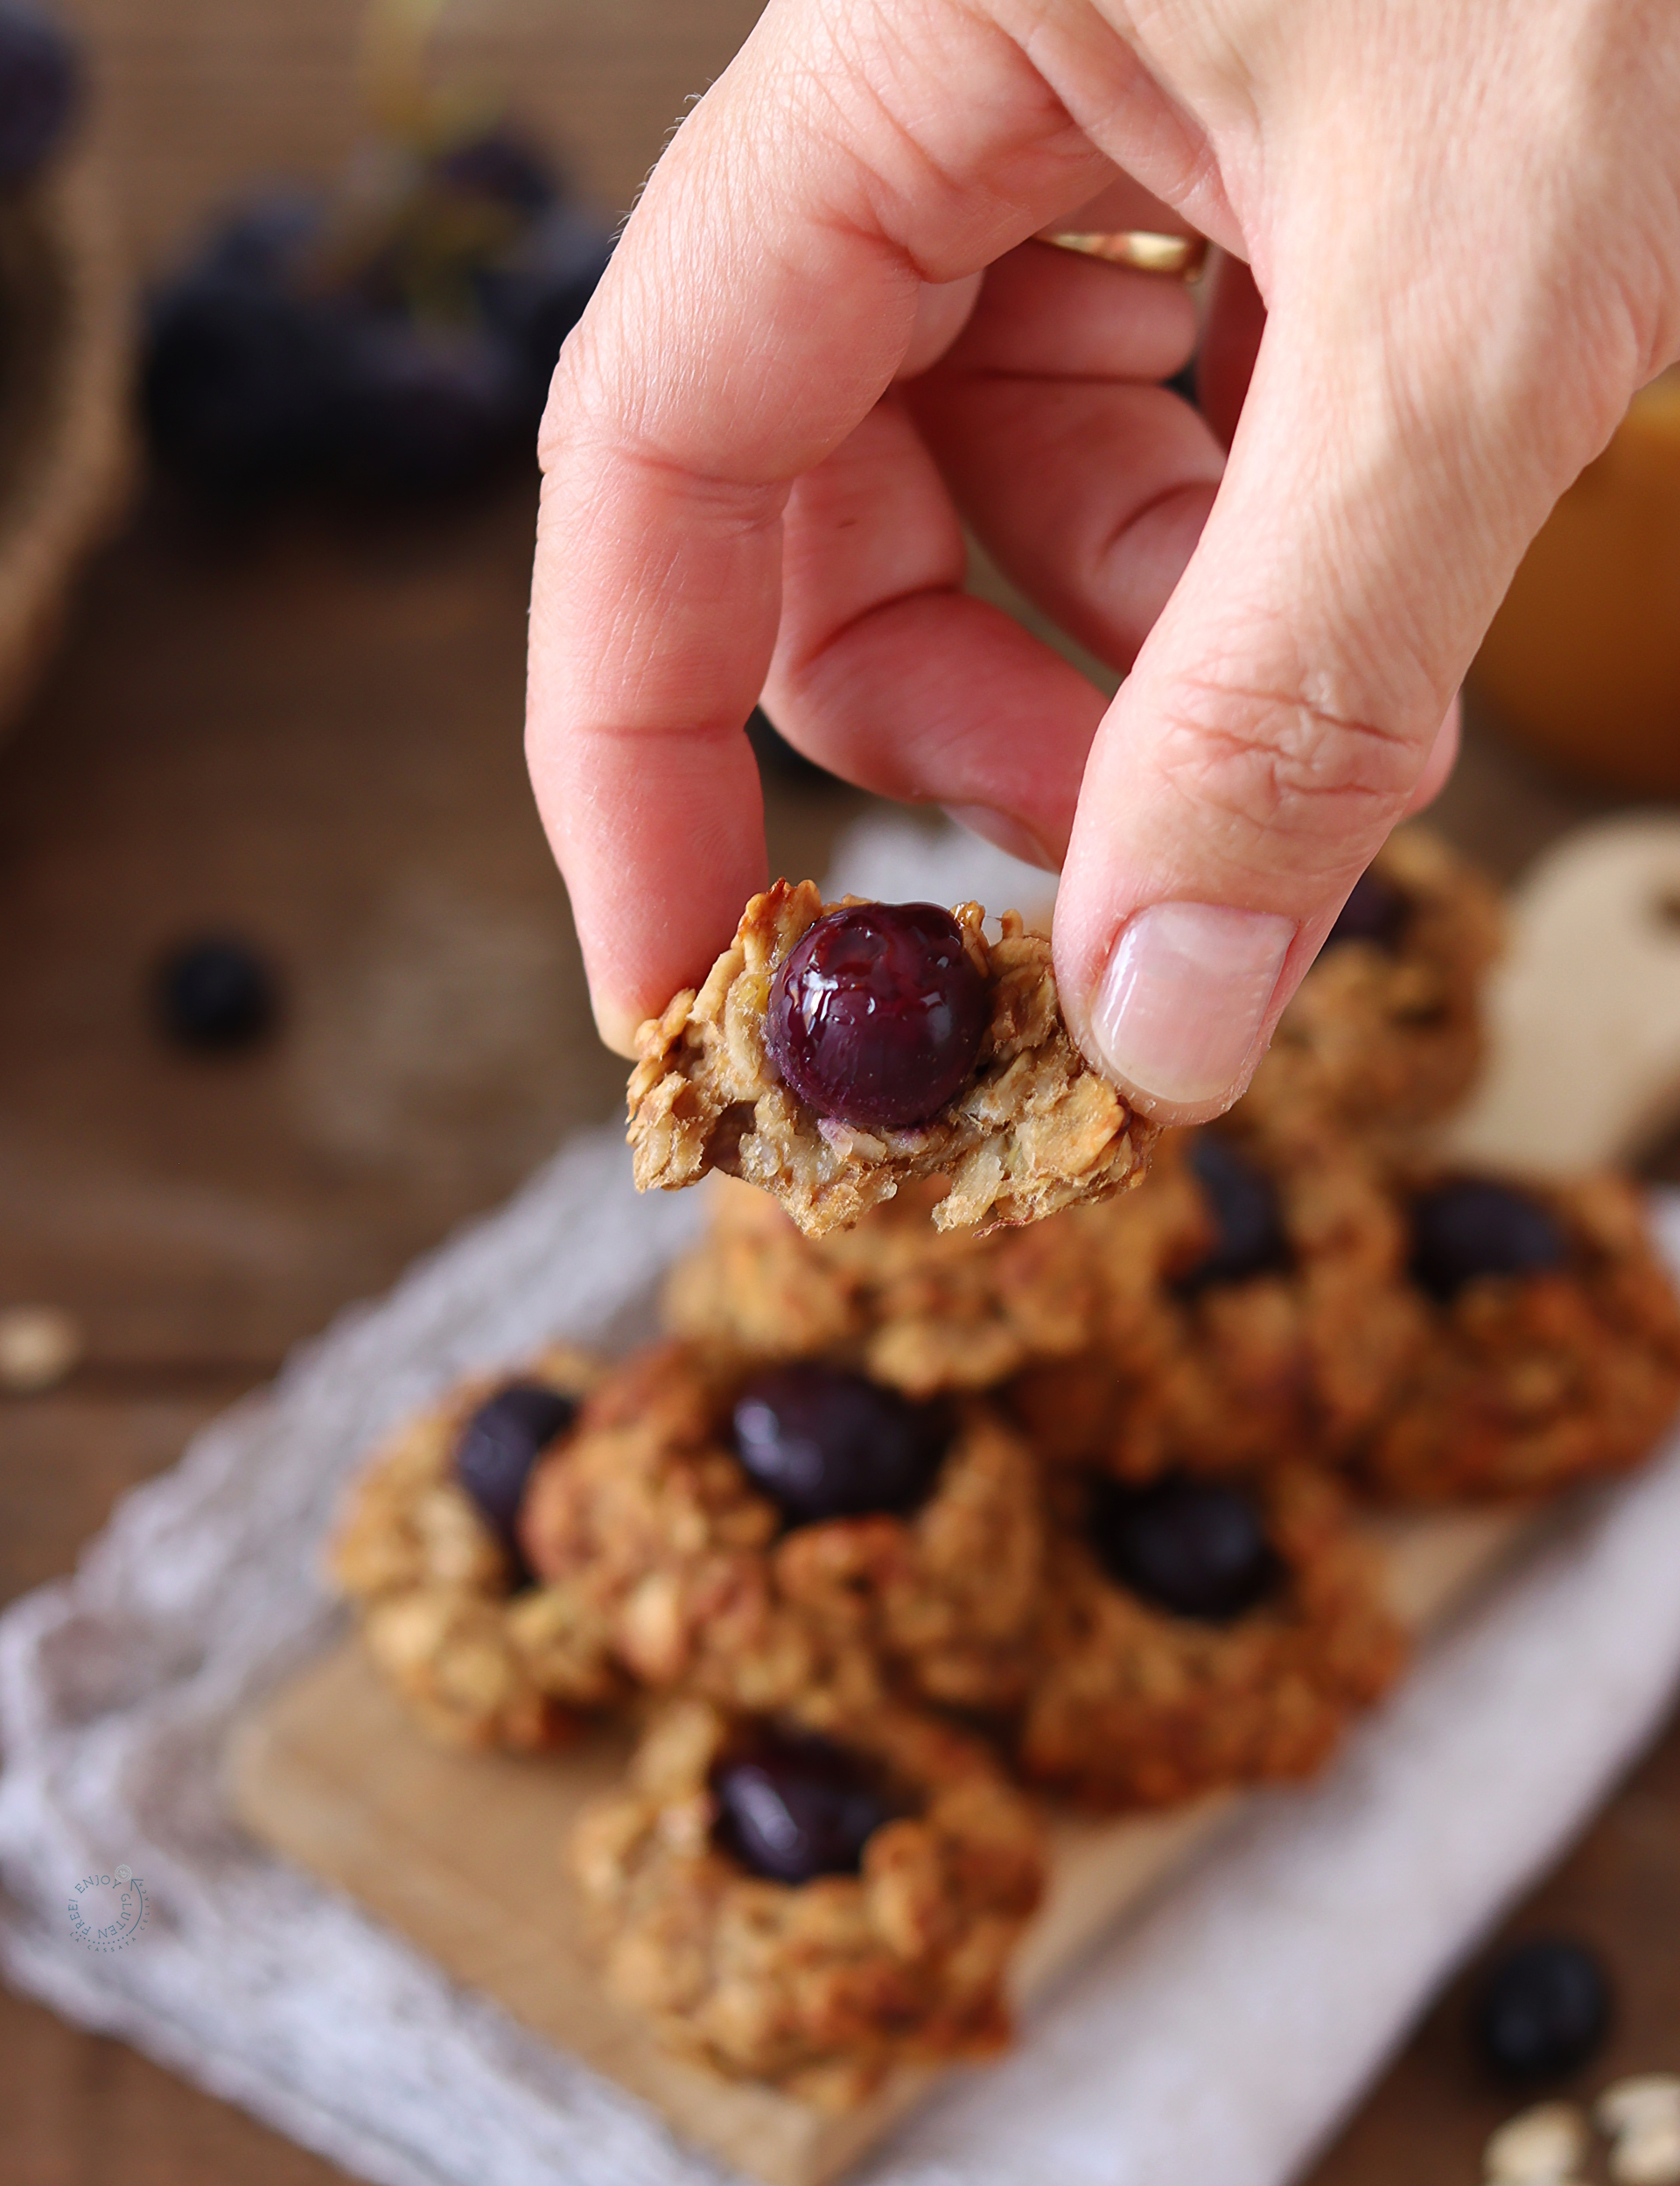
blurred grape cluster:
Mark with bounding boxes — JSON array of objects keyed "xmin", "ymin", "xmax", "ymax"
[
  {"xmin": 0, "ymin": 0, "xmax": 80, "ymax": 187},
  {"xmin": 141, "ymin": 3, "xmax": 612, "ymax": 505}
]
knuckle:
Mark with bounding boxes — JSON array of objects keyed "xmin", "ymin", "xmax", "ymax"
[{"xmin": 1150, "ymin": 674, "xmax": 1423, "ymax": 851}]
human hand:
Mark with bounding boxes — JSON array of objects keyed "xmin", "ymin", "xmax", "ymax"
[{"xmin": 526, "ymin": 0, "xmax": 1680, "ymax": 1122}]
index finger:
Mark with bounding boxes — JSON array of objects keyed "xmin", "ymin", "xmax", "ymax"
[{"xmin": 524, "ymin": 0, "xmax": 1208, "ymax": 1053}]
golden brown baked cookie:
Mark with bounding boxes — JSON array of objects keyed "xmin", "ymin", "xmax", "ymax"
[
  {"xmin": 626, "ymin": 880, "xmax": 1155, "ymax": 1237},
  {"xmin": 1010, "ymin": 1125, "xmax": 1421, "ymax": 1479},
  {"xmin": 767, "ymin": 1393, "xmax": 1049, "ymax": 1713},
  {"xmin": 570, "ymin": 1695, "xmax": 1044, "ymax": 2107},
  {"xmin": 514, "ymin": 1342, "xmax": 818, "ymax": 1713},
  {"xmin": 329, "ymin": 1344, "xmax": 609, "ymax": 1748},
  {"xmin": 1357, "ymin": 1168, "xmax": 1680, "ymax": 1502},
  {"xmin": 1237, "ymin": 827, "xmax": 1502, "ymax": 1141},
  {"xmin": 663, "ymin": 1174, "xmax": 1102, "ymax": 1398},
  {"xmin": 1017, "ymin": 1464, "xmax": 1405, "ymax": 1809},
  {"xmin": 519, "ymin": 1341, "xmax": 1050, "ymax": 1715}
]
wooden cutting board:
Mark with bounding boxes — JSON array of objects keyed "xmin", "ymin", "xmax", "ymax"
[{"xmin": 226, "ymin": 816, "xmax": 1680, "ymax": 2186}]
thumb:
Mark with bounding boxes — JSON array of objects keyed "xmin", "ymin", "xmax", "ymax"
[{"xmin": 1053, "ymin": 267, "xmax": 1608, "ymax": 1127}]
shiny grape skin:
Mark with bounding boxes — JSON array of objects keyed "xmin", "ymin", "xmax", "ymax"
[
  {"xmin": 765, "ymin": 902, "xmax": 989, "ymax": 1131},
  {"xmin": 1409, "ymin": 1179, "xmax": 1570, "ymax": 1304},
  {"xmin": 1087, "ymin": 1473, "xmax": 1281, "ymax": 1622},
  {"xmin": 1173, "ymin": 1135, "xmax": 1292, "ymax": 1294},
  {"xmin": 710, "ymin": 1727, "xmax": 898, "ymax": 1883},
  {"xmin": 1475, "ymin": 1937, "xmax": 1613, "ymax": 2084},
  {"xmin": 731, "ymin": 1366, "xmax": 948, "ymax": 1527},
  {"xmin": 153, "ymin": 935, "xmax": 279, "ymax": 1053},
  {"xmin": 1324, "ymin": 867, "xmax": 1412, "ymax": 953},
  {"xmin": 454, "ymin": 1382, "xmax": 579, "ymax": 1559}
]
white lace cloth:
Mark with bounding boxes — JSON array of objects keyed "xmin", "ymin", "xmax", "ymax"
[{"xmin": 4, "ymin": 816, "xmax": 1680, "ymax": 2186}]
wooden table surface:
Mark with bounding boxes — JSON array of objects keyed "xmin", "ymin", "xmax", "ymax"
[{"xmin": 3, "ymin": 4, "xmax": 1678, "ymax": 2182}]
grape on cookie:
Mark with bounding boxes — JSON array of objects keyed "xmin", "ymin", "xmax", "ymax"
[
  {"xmin": 1355, "ymin": 1167, "xmax": 1680, "ymax": 1501},
  {"xmin": 1017, "ymin": 1464, "xmax": 1406, "ymax": 1809},
  {"xmin": 328, "ymin": 1344, "xmax": 613, "ymax": 1748},
  {"xmin": 1009, "ymin": 1125, "xmax": 1422, "ymax": 1480},
  {"xmin": 518, "ymin": 1341, "xmax": 1052, "ymax": 1717},
  {"xmin": 570, "ymin": 1695, "xmax": 1044, "ymax": 2106},
  {"xmin": 626, "ymin": 881, "xmax": 1156, "ymax": 1237},
  {"xmin": 1237, "ymin": 826, "xmax": 1502, "ymax": 1143}
]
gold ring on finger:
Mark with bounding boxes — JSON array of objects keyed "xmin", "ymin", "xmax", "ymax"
[{"xmin": 1038, "ymin": 229, "xmax": 1209, "ymax": 281}]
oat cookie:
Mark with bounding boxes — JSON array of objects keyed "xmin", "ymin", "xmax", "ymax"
[
  {"xmin": 519, "ymin": 1341, "xmax": 1050, "ymax": 1715},
  {"xmin": 1018, "ymin": 1464, "xmax": 1405, "ymax": 1809},
  {"xmin": 1239, "ymin": 827, "xmax": 1502, "ymax": 1140},
  {"xmin": 767, "ymin": 1392, "xmax": 1049, "ymax": 1713},
  {"xmin": 664, "ymin": 1174, "xmax": 1102, "ymax": 1398},
  {"xmin": 515, "ymin": 1342, "xmax": 820, "ymax": 1713},
  {"xmin": 329, "ymin": 1344, "xmax": 608, "ymax": 1748},
  {"xmin": 626, "ymin": 881, "xmax": 1154, "ymax": 1237},
  {"xmin": 1010, "ymin": 1125, "xmax": 1422, "ymax": 1479},
  {"xmin": 1358, "ymin": 1169, "xmax": 1680, "ymax": 1502},
  {"xmin": 570, "ymin": 1696, "xmax": 1044, "ymax": 2105}
]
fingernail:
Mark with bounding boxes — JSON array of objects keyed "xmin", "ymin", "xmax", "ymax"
[
  {"xmin": 1088, "ymin": 900, "xmax": 1295, "ymax": 1118},
  {"xmin": 943, "ymin": 804, "xmax": 1061, "ymax": 872}
]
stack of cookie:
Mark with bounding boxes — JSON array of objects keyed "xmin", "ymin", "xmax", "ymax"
[{"xmin": 330, "ymin": 826, "xmax": 1680, "ymax": 2111}]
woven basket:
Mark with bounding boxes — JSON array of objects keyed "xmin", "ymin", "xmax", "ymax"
[{"xmin": 0, "ymin": 150, "xmax": 131, "ymax": 736}]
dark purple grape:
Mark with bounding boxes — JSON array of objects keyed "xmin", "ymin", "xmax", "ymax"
[
  {"xmin": 1475, "ymin": 1937, "xmax": 1612, "ymax": 2084},
  {"xmin": 153, "ymin": 935, "xmax": 279, "ymax": 1052},
  {"xmin": 144, "ymin": 158, "xmax": 593, "ymax": 506},
  {"xmin": 197, "ymin": 192, "xmax": 323, "ymax": 283},
  {"xmin": 1409, "ymin": 1179, "xmax": 1570, "ymax": 1304},
  {"xmin": 0, "ymin": 2, "xmax": 80, "ymax": 186},
  {"xmin": 710, "ymin": 1726, "xmax": 898, "ymax": 1883},
  {"xmin": 765, "ymin": 902, "xmax": 989, "ymax": 1131},
  {"xmin": 1088, "ymin": 1473, "xmax": 1280, "ymax": 1622},
  {"xmin": 1173, "ymin": 1134, "xmax": 1291, "ymax": 1293},
  {"xmin": 1325, "ymin": 866, "xmax": 1411, "ymax": 953},
  {"xmin": 429, "ymin": 130, "xmax": 558, "ymax": 218},
  {"xmin": 142, "ymin": 268, "xmax": 344, "ymax": 501},
  {"xmin": 476, "ymin": 203, "xmax": 612, "ymax": 404},
  {"xmin": 454, "ymin": 1381, "xmax": 578, "ymax": 1553},
  {"xmin": 326, "ymin": 313, "xmax": 528, "ymax": 496},
  {"xmin": 732, "ymin": 1366, "xmax": 947, "ymax": 1527}
]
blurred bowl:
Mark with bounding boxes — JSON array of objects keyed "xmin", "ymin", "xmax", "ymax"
[
  {"xmin": 1472, "ymin": 368, "xmax": 1680, "ymax": 794},
  {"xmin": 0, "ymin": 151, "xmax": 130, "ymax": 738}
]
